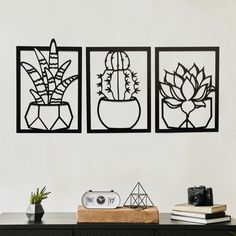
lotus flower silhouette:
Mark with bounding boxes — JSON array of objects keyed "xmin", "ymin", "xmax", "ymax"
[{"xmin": 160, "ymin": 63, "xmax": 215, "ymax": 128}]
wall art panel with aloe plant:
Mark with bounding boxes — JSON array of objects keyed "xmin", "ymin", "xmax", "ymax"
[
  {"xmin": 86, "ymin": 47, "xmax": 151, "ymax": 133},
  {"xmin": 156, "ymin": 47, "xmax": 219, "ymax": 133},
  {"xmin": 16, "ymin": 39, "xmax": 82, "ymax": 133}
]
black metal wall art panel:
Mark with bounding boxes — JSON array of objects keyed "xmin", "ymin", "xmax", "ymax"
[
  {"xmin": 155, "ymin": 47, "xmax": 219, "ymax": 133},
  {"xmin": 87, "ymin": 47, "xmax": 151, "ymax": 133},
  {"xmin": 16, "ymin": 39, "xmax": 82, "ymax": 133}
]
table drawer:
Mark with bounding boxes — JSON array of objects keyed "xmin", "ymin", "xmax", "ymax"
[
  {"xmin": 159, "ymin": 230, "xmax": 234, "ymax": 236},
  {"xmin": 0, "ymin": 230, "xmax": 72, "ymax": 236},
  {"xmin": 74, "ymin": 229, "xmax": 154, "ymax": 236}
]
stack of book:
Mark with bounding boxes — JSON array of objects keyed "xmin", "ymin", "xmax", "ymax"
[{"xmin": 171, "ymin": 203, "xmax": 231, "ymax": 224}]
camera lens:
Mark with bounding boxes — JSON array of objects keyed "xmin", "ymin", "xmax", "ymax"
[{"xmin": 190, "ymin": 194, "xmax": 202, "ymax": 206}]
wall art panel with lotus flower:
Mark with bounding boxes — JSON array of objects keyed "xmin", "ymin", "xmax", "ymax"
[
  {"xmin": 86, "ymin": 47, "xmax": 151, "ymax": 133},
  {"xmin": 156, "ymin": 47, "xmax": 219, "ymax": 133},
  {"xmin": 16, "ymin": 39, "xmax": 82, "ymax": 133}
]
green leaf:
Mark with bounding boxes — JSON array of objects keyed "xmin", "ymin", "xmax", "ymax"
[{"xmin": 29, "ymin": 187, "xmax": 51, "ymax": 204}]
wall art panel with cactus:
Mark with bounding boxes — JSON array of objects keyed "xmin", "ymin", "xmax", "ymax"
[
  {"xmin": 87, "ymin": 47, "xmax": 151, "ymax": 133},
  {"xmin": 16, "ymin": 39, "xmax": 82, "ymax": 133},
  {"xmin": 156, "ymin": 47, "xmax": 219, "ymax": 133}
]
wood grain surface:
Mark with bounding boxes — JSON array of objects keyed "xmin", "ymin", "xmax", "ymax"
[{"xmin": 77, "ymin": 206, "xmax": 159, "ymax": 223}]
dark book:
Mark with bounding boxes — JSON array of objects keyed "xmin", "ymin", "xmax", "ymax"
[{"xmin": 171, "ymin": 214, "xmax": 231, "ymax": 224}]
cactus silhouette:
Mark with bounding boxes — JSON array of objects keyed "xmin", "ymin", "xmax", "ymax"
[{"xmin": 97, "ymin": 51, "xmax": 140, "ymax": 100}]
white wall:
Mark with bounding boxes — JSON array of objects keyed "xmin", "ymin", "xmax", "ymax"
[{"xmin": 0, "ymin": 0, "xmax": 236, "ymax": 216}]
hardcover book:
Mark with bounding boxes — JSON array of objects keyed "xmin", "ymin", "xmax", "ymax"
[
  {"xmin": 171, "ymin": 214, "xmax": 231, "ymax": 224},
  {"xmin": 173, "ymin": 203, "xmax": 226, "ymax": 214},
  {"xmin": 172, "ymin": 210, "xmax": 226, "ymax": 219}
]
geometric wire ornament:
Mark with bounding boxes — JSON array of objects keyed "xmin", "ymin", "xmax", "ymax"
[{"xmin": 123, "ymin": 182, "xmax": 154, "ymax": 209}]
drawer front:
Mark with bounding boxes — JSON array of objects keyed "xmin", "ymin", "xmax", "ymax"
[
  {"xmin": 159, "ymin": 230, "xmax": 233, "ymax": 236},
  {"xmin": 0, "ymin": 230, "xmax": 72, "ymax": 236},
  {"xmin": 74, "ymin": 229, "xmax": 154, "ymax": 236}
]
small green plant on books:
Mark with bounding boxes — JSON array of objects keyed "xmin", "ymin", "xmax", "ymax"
[{"xmin": 30, "ymin": 187, "xmax": 51, "ymax": 204}]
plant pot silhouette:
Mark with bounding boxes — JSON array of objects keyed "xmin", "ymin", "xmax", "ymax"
[
  {"xmin": 25, "ymin": 102, "xmax": 73, "ymax": 131},
  {"xmin": 26, "ymin": 204, "xmax": 44, "ymax": 222},
  {"xmin": 162, "ymin": 98, "xmax": 212, "ymax": 129},
  {"xmin": 97, "ymin": 97, "xmax": 141, "ymax": 130}
]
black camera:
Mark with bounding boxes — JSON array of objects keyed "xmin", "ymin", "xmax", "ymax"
[{"xmin": 188, "ymin": 186, "xmax": 213, "ymax": 206}]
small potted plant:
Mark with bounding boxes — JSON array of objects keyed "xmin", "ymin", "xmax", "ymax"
[
  {"xmin": 21, "ymin": 39, "xmax": 79, "ymax": 131},
  {"xmin": 26, "ymin": 187, "xmax": 51, "ymax": 222},
  {"xmin": 97, "ymin": 51, "xmax": 141, "ymax": 130}
]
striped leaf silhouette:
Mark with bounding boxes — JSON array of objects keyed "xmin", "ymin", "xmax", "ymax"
[{"xmin": 21, "ymin": 39, "xmax": 78, "ymax": 105}]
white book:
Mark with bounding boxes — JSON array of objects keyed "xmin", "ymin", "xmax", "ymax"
[
  {"xmin": 171, "ymin": 214, "xmax": 231, "ymax": 224},
  {"xmin": 172, "ymin": 210, "xmax": 226, "ymax": 219},
  {"xmin": 173, "ymin": 203, "xmax": 227, "ymax": 214}
]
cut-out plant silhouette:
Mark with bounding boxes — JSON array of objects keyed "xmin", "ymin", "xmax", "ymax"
[
  {"xmin": 97, "ymin": 51, "xmax": 141, "ymax": 130},
  {"xmin": 21, "ymin": 39, "xmax": 78, "ymax": 131},
  {"xmin": 159, "ymin": 63, "xmax": 215, "ymax": 129}
]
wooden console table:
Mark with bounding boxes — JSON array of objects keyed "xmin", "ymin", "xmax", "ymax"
[{"xmin": 0, "ymin": 213, "xmax": 235, "ymax": 236}]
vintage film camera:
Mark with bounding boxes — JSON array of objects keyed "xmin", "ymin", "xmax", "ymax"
[
  {"xmin": 81, "ymin": 190, "xmax": 120, "ymax": 209},
  {"xmin": 188, "ymin": 185, "xmax": 213, "ymax": 206}
]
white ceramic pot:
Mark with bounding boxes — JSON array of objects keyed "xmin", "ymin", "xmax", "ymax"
[{"xmin": 26, "ymin": 204, "xmax": 44, "ymax": 222}]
